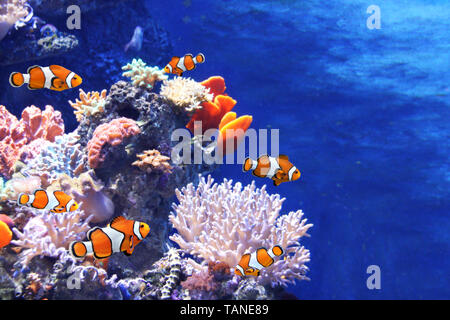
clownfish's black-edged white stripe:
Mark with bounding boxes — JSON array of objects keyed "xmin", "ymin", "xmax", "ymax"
[
  {"xmin": 249, "ymin": 252, "xmax": 265, "ymax": 271},
  {"xmin": 102, "ymin": 226, "xmax": 125, "ymax": 253},
  {"xmin": 266, "ymin": 156, "xmax": 281, "ymax": 179},
  {"xmin": 288, "ymin": 166, "xmax": 297, "ymax": 181},
  {"xmin": 235, "ymin": 264, "xmax": 245, "ymax": 276},
  {"xmin": 41, "ymin": 67, "xmax": 55, "ymax": 89},
  {"xmin": 134, "ymin": 221, "xmax": 143, "ymax": 240},
  {"xmin": 66, "ymin": 72, "xmax": 75, "ymax": 88},
  {"xmin": 166, "ymin": 64, "xmax": 173, "ymax": 73},
  {"xmin": 176, "ymin": 56, "xmax": 187, "ymax": 72}
]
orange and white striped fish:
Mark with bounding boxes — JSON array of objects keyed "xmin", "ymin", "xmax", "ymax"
[
  {"xmin": 235, "ymin": 246, "xmax": 284, "ymax": 277},
  {"xmin": 9, "ymin": 65, "xmax": 82, "ymax": 91},
  {"xmin": 243, "ymin": 155, "xmax": 301, "ymax": 186},
  {"xmin": 17, "ymin": 189, "xmax": 79, "ymax": 213},
  {"xmin": 163, "ymin": 53, "xmax": 205, "ymax": 76},
  {"xmin": 70, "ymin": 216, "xmax": 150, "ymax": 259}
]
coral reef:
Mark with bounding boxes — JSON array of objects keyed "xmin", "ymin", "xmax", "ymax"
[
  {"xmin": 132, "ymin": 149, "xmax": 173, "ymax": 174},
  {"xmin": 0, "ymin": 105, "xmax": 64, "ymax": 178},
  {"xmin": 69, "ymin": 89, "xmax": 108, "ymax": 123},
  {"xmin": 160, "ymin": 77, "xmax": 213, "ymax": 113},
  {"xmin": 160, "ymin": 248, "xmax": 182, "ymax": 299},
  {"xmin": 11, "ymin": 210, "xmax": 93, "ymax": 267},
  {"xmin": 122, "ymin": 58, "xmax": 168, "ymax": 90},
  {"xmin": 0, "ymin": 0, "xmax": 28, "ymax": 41},
  {"xmin": 86, "ymin": 117, "xmax": 141, "ymax": 169},
  {"xmin": 183, "ymin": 76, "xmax": 253, "ymax": 155},
  {"xmin": 36, "ymin": 33, "xmax": 78, "ymax": 54},
  {"xmin": 22, "ymin": 132, "xmax": 87, "ymax": 186},
  {"xmin": 50, "ymin": 171, "xmax": 114, "ymax": 223},
  {"xmin": 181, "ymin": 261, "xmax": 234, "ymax": 300},
  {"xmin": 169, "ymin": 175, "xmax": 313, "ymax": 287}
]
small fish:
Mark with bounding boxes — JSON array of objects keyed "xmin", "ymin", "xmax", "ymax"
[
  {"xmin": 17, "ymin": 189, "xmax": 79, "ymax": 213},
  {"xmin": 124, "ymin": 26, "xmax": 144, "ymax": 52},
  {"xmin": 235, "ymin": 246, "xmax": 284, "ymax": 277},
  {"xmin": 9, "ymin": 65, "xmax": 82, "ymax": 91},
  {"xmin": 243, "ymin": 155, "xmax": 301, "ymax": 186},
  {"xmin": 164, "ymin": 53, "xmax": 205, "ymax": 76},
  {"xmin": 70, "ymin": 216, "xmax": 150, "ymax": 259}
]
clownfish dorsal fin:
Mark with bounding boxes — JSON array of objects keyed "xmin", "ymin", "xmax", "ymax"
[
  {"xmin": 110, "ymin": 216, "xmax": 126, "ymax": 227},
  {"xmin": 49, "ymin": 65, "xmax": 66, "ymax": 72},
  {"xmin": 278, "ymin": 154, "xmax": 289, "ymax": 161},
  {"xmin": 27, "ymin": 65, "xmax": 41, "ymax": 74}
]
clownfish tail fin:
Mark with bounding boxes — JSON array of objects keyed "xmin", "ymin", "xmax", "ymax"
[
  {"xmin": 9, "ymin": 72, "xmax": 24, "ymax": 88},
  {"xmin": 17, "ymin": 193, "xmax": 30, "ymax": 206},
  {"xmin": 195, "ymin": 53, "xmax": 205, "ymax": 64},
  {"xmin": 243, "ymin": 158, "xmax": 253, "ymax": 172},
  {"xmin": 69, "ymin": 241, "xmax": 89, "ymax": 258}
]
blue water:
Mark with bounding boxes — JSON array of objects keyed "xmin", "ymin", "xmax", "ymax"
[
  {"xmin": 146, "ymin": 0, "xmax": 449, "ymax": 299},
  {"xmin": 2, "ymin": 0, "xmax": 449, "ymax": 299}
]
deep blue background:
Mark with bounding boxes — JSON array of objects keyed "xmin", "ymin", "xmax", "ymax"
[
  {"xmin": 145, "ymin": 0, "xmax": 449, "ymax": 299},
  {"xmin": 2, "ymin": 0, "xmax": 449, "ymax": 299}
]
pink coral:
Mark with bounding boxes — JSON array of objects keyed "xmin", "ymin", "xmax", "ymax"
[
  {"xmin": 86, "ymin": 117, "xmax": 141, "ymax": 168},
  {"xmin": 0, "ymin": 105, "xmax": 64, "ymax": 177}
]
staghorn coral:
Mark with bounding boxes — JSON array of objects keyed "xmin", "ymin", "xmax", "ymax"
[
  {"xmin": 0, "ymin": 105, "xmax": 65, "ymax": 178},
  {"xmin": 11, "ymin": 210, "xmax": 93, "ymax": 267},
  {"xmin": 160, "ymin": 77, "xmax": 213, "ymax": 113},
  {"xmin": 22, "ymin": 132, "xmax": 87, "ymax": 186},
  {"xmin": 0, "ymin": 0, "xmax": 28, "ymax": 41},
  {"xmin": 169, "ymin": 175, "xmax": 313, "ymax": 287},
  {"xmin": 122, "ymin": 58, "xmax": 168, "ymax": 90},
  {"xmin": 132, "ymin": 149, "xmax": 173, "ymax": 174},
  {"xmin": 69, "ymin": 89, "xmax": 108, "ymax": 122},
  {"xmin": 86, "ymin": 117, "xmax": 141, "ymax": 169},
  {"xmin": 50, "ymin": 171, "xmax": 114, "ymax": 223}
]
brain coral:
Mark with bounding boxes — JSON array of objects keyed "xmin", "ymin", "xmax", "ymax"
[
  {"xmin": 169, "ymin": 175, "xmax": 313, "ymax": 287},
  {"xmin": 86, "ymin": 117, "xmax": 141, "ymax": 168}
]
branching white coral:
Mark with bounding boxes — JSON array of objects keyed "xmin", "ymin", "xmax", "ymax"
[
  {"xmin": 11, "ymin": 210, "xmax": 93, "ymax": 267},
  {"xmin": 122, "ymin": 58, "xmax": 168, "ymax": 90},
  {"xmin": 160, "ymin": 77, "xmax": 213, "ymax": 112},
  {"xmin": 69, "ymin": 89, "xmax": 107, "ymax": 122},
  {"xmin": 169, "ymin": 175, "xmax": 313, "ymax": 287}
]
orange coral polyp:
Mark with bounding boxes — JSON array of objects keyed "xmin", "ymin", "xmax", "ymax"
[
  {"xmin": 0, "ymin": 220, "xmax": 12, "ymax": 248},
  {"xmin": 200, "ymin": 76, "xmax": 226, "ymax": 98},
  {"xmin": 218, "ymin": 114, "xmax": 253, "ymax": 155}
]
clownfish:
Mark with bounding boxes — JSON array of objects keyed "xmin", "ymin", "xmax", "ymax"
[
  {"xmin": 243, "ymin": 155, "xmax": 301, "ymax": 186},
  {"xmin": 17, "ymin": 189, "xmax": 79, "ymax": 213},
  {"xmin": 164, "ymin": 53, "xmax": 205, "ymax": 76},
  {"xmin": 9, "ymin": 65, "xmax": 82, "ymax": 91},
  {"xmin": 235, "ymin": 246, "xmax": 284, "ymax": 277},
  {"xmin": 70, "ymin": 216, "xmax": 150, "ymax": 259}
]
